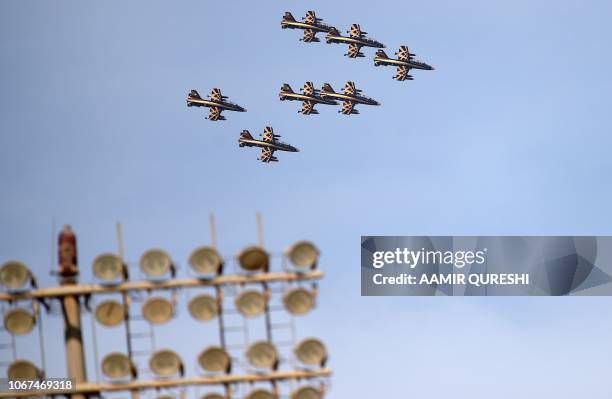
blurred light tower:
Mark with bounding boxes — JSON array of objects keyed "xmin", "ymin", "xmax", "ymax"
[{"xmin": 0, "ymin": 216, "xmax": 331, "ymax": 399}]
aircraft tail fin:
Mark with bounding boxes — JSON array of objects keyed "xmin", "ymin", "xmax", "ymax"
[
  {"xmin": 188, "ymin": 89, "xmax": 201, "ymax": 100},
  {"xmin": 321, "ymin": 83, "xmax": 335, "ymax": 93},
  {"xmin": 376, "ymin": 49, "xmax": 389, "ymax": 58},
  {"xmin": 281, "ymin": 83, "xmax": 294, "ymax": 93},
  {"xmin": 240, "ymin": 130, "xmax": 253, "ymax": 140},
  {"xmin": 283, "ymin": 12, "xmax": 296, "ymax": 22},
  {"xmin": 326, "ymin": 27, "xmax": 340, "ymax": 38}
]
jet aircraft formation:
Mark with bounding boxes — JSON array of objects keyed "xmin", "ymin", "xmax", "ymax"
[
  {"xmin": 186, "ymin": 10, "xmax": 434, "ymax": 163},
  {"xmin": 279, "ymin": 11, "xmax": 434, "ymax": 116}
]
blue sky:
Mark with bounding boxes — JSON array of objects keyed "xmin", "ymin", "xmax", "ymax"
[{"xmin": 1, "ymin": 0, "xmax": 612, "ymax": 397}]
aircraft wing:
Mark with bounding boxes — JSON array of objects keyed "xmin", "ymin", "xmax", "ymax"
[
  {"xmin": 304, "ymin": 10, "xmax": 317, "ymax": 24},
  {"xmin": 349, "ymin": 24, "xmax": 363, "ymax": 38},
  {"xmin": 340, "ymin": 100, "xmax": 355, "ymax": 115},
  {"xmin": 303, "ymin": 82, "xmax": 315, "ymax": 95},
  {"xmin": 397, "ymin": 45, "xmax": 413, "ymax": 61},
  {"xmin": 299, "ymin": 101, "xmax": 318, "ymax": 115},
  {"xmin": 302, "ymin": 29, "xmax": 318, "ymax": 42},
  {"xmin": 210, "ymin": 88, "xmax": 222, "ymax": 102},
  {"xmin": 262, "ymin": 126, "xmax": 276, "ymax": 142},
  {"xmin": 395, "ymin": 66, "xmax": 411, "ymax": 81},
  {"xmin": 259, "ymin": 147, "xmax": 275, "ymax": 163},
  {"xmin": 346, "ymin": 43, "xmax": 363, "ymax": 58},
  {"xmin": 343, "ymin": 81, "xmax": 356, "ymax": 95},
  {"xmin": 207, "ymin": 107, "xmax": 223, "ymax": 121}
]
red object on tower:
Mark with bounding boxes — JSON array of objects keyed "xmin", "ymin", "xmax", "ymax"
[{"xmin": 58, "ymin": 225, "xmax": 78, "ymax": 280}]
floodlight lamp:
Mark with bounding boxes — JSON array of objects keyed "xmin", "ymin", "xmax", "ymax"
[
  {"xmin": 150, "ymin": 349, "xmax": 183, "ymax": 377},
  {"xmin": 291, "ymin": 386, "xmax": 322, "ymax": 399},
  {"xmin": 246, "ymin": 341, "xmax": 278, "ymax": 369},
  {"xmin": 142, "ymin": 297, "xmax": 173, "ymax": 324},
  {"xmin": 245, "ymin": 389, "xmax": 277, "ymax": 399},
  {"xmin": 235, "ymin": 290, "xmax": 266, "ymax": 317},
  {"xmin": 294, "ymin": 338, "xmax": 327, "ymax": 367},
  {"xmin": 283, "ymin": 287, "xmax": 315, "ymax": 315},
  {"xmin": 4, "ymin": 308, "xmax": 36, "ymax": 336},
  {"xmin": 139, "ymin": 249, "xmax": 173, "ymax": 278},
  {"xmin": 237, "ymin": 246, "xmax": 269, "ymax": 272},
  {"xmin": 101, "ymin": 352, "xmax": 132, "ymax": 379},
  {"xmin": 92, "ymin": 253, "xmax": 125, "ymax": 282},
  {"xmin": 189, "ymin": 246, "xmax": 223, "ymax": 275},
  {"xmin": 197, "ymin": 346, "xmax": 231, "ymax": 373},
  {"xmin": 188, "ymin": 294, "xmax": 218, "ymax": 321},
  {"xmin": 7, "ymin": 360, "xmax": 41, "ymax": 380},
  {"xmin": 0, "ymin": 261, "xmax": 32, "ymax": 290},
  {"xmin": 202, "ymin": 394, "xmax": 225, "ymax": 399},
  {"xmin": 95, "ymin": 300, "xmax": 125, "ymax": 327},
  {"xmin": 286, "ymin": 241, "xmax": 319, "ymax": 269}
]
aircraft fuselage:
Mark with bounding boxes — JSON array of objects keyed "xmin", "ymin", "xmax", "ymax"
[
  {"xmin": 186, "ymin": 98, "xmax": 246, "ymax": 112},
  {"xmin": 320, "ymin": 92, "xmax": 380, "ymax": 106},
  {"xmin": 281, "ymin": 21, "xmax": 331, "ymax": 32},
  {"xmin": 279, "ymin": 92, "xmax": 337, "ymax": 105},
  {"xmin": 238, "ymin": 139, "xmax": 299, "ymax": 153},
  {"xmin": 326, "ymin": 35, "xmax": 385, "ymax": 49},
  {"xmin": 374, "ymin": 56, "xmax": 434, "ymax": 70}
]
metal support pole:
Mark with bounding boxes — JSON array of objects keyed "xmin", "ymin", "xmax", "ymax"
[
  {"xmin": 58, "ymin": 225, "xmax": 87, "ymax": 399},
  {"xmin": 209, "ymin": 213, "xmax": 218, "ymax": 249},
  {"xmin": 256, "ymin": 212, "xmax": 264, "ymax": 247},
  {"xmin": 116, "ymin": 222, "xmax": 141, "ymax": 399}
]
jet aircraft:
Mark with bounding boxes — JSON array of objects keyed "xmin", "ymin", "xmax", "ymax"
[
  {"xmin": 325, "ymin": 24, "xmax": 385, "ymax": 58},
  {"xmin": 238, "ymin": 127, "xmax": 299, "ymax": 163},
  {"xmin": 319, "ymin": 82, "xmax": 380, "ymax": 115},
  {"xmin": 186, "ymin": 89, "xmax": 246, "ymax": 121},
  {"xmin": 281, "ymin": 11, "xmax": 334, "ymax": 43},
  {"xmin": 279, "ymin": 82, "xmax": 338, "ymax": 115},
  {"xmin": 374, "ymin": 46, "xmax": 434, "ymax": 81}
]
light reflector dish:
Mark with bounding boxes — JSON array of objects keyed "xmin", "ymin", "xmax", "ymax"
[
  {"xmin": 286, "ymin": 241, "xmax": 319, "ymax": 269},
  {"xmin": 101, "ymin": 352, "xmax": 132, "ymax": 379},
  {"xmin": 237, "ymin": 246, "xmax": 269, "ymax": 271},
  {"xmin": 188, "ymin": 294, "xmax": 218, "ymax": 321},
  {"xmin": 7, "ymin": 360, "xmax": 41, "ymax": 380},
  {"xmin": 95, "ymin": 300, "xmax": 125, "ymax": 327},
  {"xmin": 142, "ymin": 297, "xmax": 173, "ymax": 324},
  {"xmin": 0, "ymin": 261, "xmax": 31, "ymax": 290},
  {"xmin": 246, "ymin": 341, "xmax": 277, "ymax": 369},
  {"xmin": 291, "ymin": 386, "xmax": 322, "ymax": 399},
  {"xmin": 245, "ymin": 389, "xmax": 277, "ymax": 399},
  {"xmin": 92, "ymin": 253, "xmax": 124, "ymax": 282},
  {"xmin": 189, "ymin": 246, "xmax": 222, "ymax": 275},
  {"xmin": 150, "ymin": 349, "xmax": 182, "ymax": 377},
  {"xmin": 140, "ymin": 249, "xmax": 172, "ymax": 278},
  {"xmin": 4, "ymin": 308, "xmax": 35, "ymax": 336},
  {"xmin": 283, "ymin": 288, "xmax": 315, "ymax": 315},
  {"xmin": 197, "ymin": 346, "xmax": 230, "ymax": 373},
  {"xmin": 294, "ymin": 338, "xmax": 326, "ymax": 366},
  {"xmin": 235, "ymin": 290, "xmax": 266, "ymax": 317}
]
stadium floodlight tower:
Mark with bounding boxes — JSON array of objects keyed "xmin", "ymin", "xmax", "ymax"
[{"xmin": 0, "ymin": 215, "xmax": 331, "ymax": 399}]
